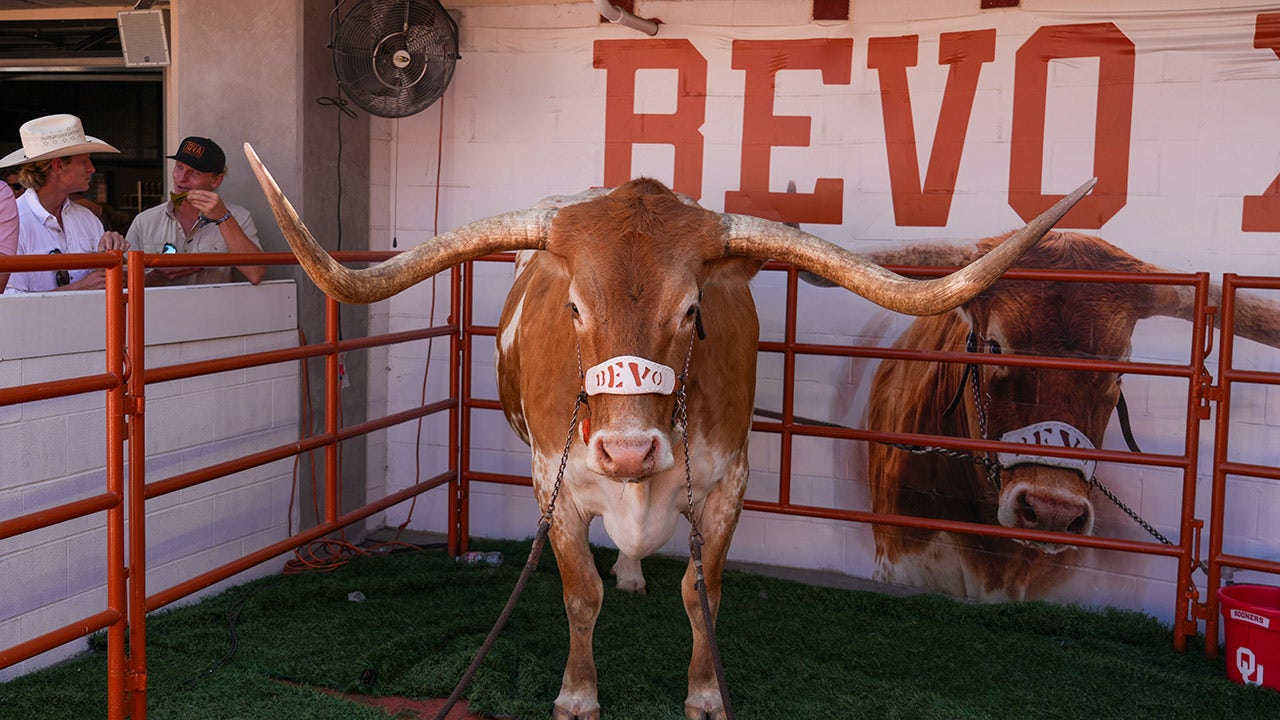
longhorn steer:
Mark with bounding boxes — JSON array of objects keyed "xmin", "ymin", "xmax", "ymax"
[
  {"xmin": 866, "ymin": 231, "xmax": 1280, "ymax": 602},
  {"xmin": 246, "ymin": 144, "xmax": 1090, "ymax": 719}
]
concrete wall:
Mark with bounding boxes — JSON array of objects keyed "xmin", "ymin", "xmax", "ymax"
[
  {"xmin": 168, "ymin": 0, "xmax": 375, "ymax": 532},
  {"xmin": 0, "ymin": 0, "xmax": 381, "ymax": 681},
  {"xmin": 0, "ymin": 281, "xmax": 301, "ymax": 680}
]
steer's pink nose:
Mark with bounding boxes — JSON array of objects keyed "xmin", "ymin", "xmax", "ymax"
[
  {"xmin": 1013, "ymin": 489, "xmax": 1092, "ymax": 535},
  {"xmin": 595, "ymin": 434, "xmax": 660, "ymax": 479}
]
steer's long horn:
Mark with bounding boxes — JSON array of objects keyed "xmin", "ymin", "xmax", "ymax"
[
  {"xmin": 246, "ymin": 143, "xmax": 554, "ymax": 304},
  {"xmin": 722, "ymin": 178, "xmax": 1096, "ymax": 316}
]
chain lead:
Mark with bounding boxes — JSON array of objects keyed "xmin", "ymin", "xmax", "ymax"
[{"xmin": 544, "ymin": 391, "xmax": 587, "ymax": 524}]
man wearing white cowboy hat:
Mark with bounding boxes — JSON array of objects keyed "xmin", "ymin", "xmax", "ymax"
[{"xmin": 1, "ymin": 113, "xmax": 130, "ymax": 294}]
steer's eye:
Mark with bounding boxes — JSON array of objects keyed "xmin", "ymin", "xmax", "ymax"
[
  {"xmin": 567, "ymin": 302, "xmax": 580, "ymax": 320},
  {"xmin": 686, "ymin": 304, "xmax": 706, "ymax": 340},
  {"xmin": 987, "ymin": 339, "xmax": 1002, "ymax": 354}
]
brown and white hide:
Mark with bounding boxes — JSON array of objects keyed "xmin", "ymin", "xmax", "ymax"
[{"xmin": 496, "ymin": 182, "xmax": 760, "ymax": 719}]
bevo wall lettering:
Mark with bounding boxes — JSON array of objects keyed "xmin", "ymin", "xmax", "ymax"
[
  {"xmin": 595, "ymin": 17, "xmax": 1277, "ymax": 232},
  {"xmin": 867, "ymin": 29, "xmax": 995, "ymax": 227},
  {"xmin": 1243, "ymin": 11, "xmax": 1280, "ymax": 232},
  {"xmin": 594, "ymin": 39, "xmax": 707, "ymax": 198},
  {"xmin": 1010, "ymin": 23, "xmax": 1133, "ymax": 228},
  {"xmin": 724, "ymin": 38, "xmax": 851, "ymax": 223}
]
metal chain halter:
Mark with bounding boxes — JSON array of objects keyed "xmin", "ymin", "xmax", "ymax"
[{"xmin": 673, "ymin": 328, "xmax": 735, "ymax": 720}]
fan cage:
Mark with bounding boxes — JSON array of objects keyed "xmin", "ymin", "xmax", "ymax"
[{"xmin": 332, "ymin": 0, "xmax": 459, "ymax": 118}]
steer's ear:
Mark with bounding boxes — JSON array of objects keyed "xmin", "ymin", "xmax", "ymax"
[{"xmin": 706, "ymin": 256, "xmax": 766, "ymax": 287}]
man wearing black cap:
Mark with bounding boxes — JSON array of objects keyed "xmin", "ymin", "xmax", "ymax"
[{"xmin": 127, "ymin": 136, "xmax": 265, "ymax": 285}]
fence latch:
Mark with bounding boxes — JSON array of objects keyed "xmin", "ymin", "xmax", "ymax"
[
  {"xmin": 1194, "ymin": 306, "xmax": 1220, "ymax": 418},
  {"xmin": 1197, "ymin": 371, "xmax": 1220, "ymax": 419},
  {"xmin": 126, "ymin": 668, "xmax": 148, "ymax": 692},
  {"xmin": 125, "ymin": 394, "xmax": 145, "ymax": 418}
]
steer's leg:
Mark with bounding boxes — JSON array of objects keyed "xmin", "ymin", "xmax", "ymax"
[
  {"xmin": 681, "ymin": 453, "xmax": 748, "ymax": 720},
  {"xmin": 548, "ymin": 505, "xmax": 605, "ymax": 720}
]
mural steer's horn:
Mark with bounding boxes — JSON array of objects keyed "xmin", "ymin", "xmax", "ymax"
[
  {"xmin": 246, "ymin": 143, "xmax": 554, "ymax": 304},
  {"xmin": 1150, "ymin": 277, "xmax": 1280, "ymax": 350},
  {"xmin": 721, "ymin": 178, "xmax": 1096, "ymax": 316}
]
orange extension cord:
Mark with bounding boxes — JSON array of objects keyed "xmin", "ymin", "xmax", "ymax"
[{"xmin": 281, "ymin": 314, "xmax": 435, "ymax": 575}]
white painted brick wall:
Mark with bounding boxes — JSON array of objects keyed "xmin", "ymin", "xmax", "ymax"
[
  {"xmin": 370, "ymin": 1, "xmax": 1280, "ymax": 628},
  {"xmin": 0, "ymin": 281, "xmax": 300, "ymax": 680}
]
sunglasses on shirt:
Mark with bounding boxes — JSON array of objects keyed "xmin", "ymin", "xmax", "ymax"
[{"xmin": 47, "ymin": 248, "xmax": 71, "ymax": 287}]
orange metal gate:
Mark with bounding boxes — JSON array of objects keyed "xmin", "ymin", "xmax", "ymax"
[
  {"xmin": 1, "ymin": 249, "xmax": 462, "ymax": 719},
  {"xmin": 3, "ymin": 250, "xmax": 1279, "ymax": 716},
  {"xmin": 1202, "ymin": 274, "xmax": 1280, "ymax": 655}
]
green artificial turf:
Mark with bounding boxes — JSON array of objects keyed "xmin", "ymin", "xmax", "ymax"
[{"xmin": 2, "ymin": 538, "xmax": 1277, "ymax": 719}]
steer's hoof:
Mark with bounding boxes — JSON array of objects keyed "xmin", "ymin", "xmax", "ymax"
[
  {"xmin": 610, "ymin": 557, "xmax": 648, "ymax": 594},
  {"xmin": 552, "ymin": 706, "xmax": 600, "ymax": 720},
  {"xmin": 613, "ymin": 574, "xmax": 648, "ymax": 594},
  {"xmin": 684, "ymin": 691, "xmax": 727, "ymax": 720},
  {"xmin": 684, "ymin": 703, "xmax": 728, "ymax": 720},
  {"xmin": 552, "ymin": 696, "xmax": 600, "ymax": 720}
]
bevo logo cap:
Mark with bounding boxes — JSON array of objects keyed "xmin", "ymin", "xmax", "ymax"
[{"xmin": 167, "ymin": 136, "xmax": 226, "ymax": 174}]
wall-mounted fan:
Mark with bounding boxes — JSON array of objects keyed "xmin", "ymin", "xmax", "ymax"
[{"xmin": 331, "ymin": 0, "xmax": 459, "ymax": 118}]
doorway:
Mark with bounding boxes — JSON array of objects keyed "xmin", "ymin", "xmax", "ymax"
[{"xmin": 1, "ymin": 70, "xmax": 164, "ymax": 234}]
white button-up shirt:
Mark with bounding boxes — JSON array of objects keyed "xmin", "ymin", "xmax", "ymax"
[{"xmin": 3, "ymin": 189, "xmax": 105, "ymax": 294}]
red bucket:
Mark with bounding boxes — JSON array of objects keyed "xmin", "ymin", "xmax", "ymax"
[{"xmin": 1218, "ymin": 584, "xmax": 1280, "ymax": 691}]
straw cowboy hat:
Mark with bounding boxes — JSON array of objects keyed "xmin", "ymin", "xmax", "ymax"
[{"xmin": 0, "ymin": 113, "xmax": 119, "ymax": 168}]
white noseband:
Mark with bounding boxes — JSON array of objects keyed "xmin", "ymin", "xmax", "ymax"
[
  {"xmin": 584, "ymin": 355, "xmax": 676, "ymax": 396},
  {"xmin": 996, "ymin": 420, "xmax": 1097, "ymax": 479}
]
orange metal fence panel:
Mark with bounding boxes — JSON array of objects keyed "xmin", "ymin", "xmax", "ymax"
[
  {"xmin": 1203, "ymin": 274, "xmax": 1280, "ymax": 657},
  {"xmin": 0, "ymin": 252, "xmax": 130, "ymax": 720},
  {"xmin": 457, "ymin": 256, "xmax": 1218, "ymax": 653},
  {"xmin": 1, "ymin": 250, "xmax": 460, "ymax": 719},
  {"xmin": 5, "ymin": 247, "xmax": 1280, "ymax": 718}
]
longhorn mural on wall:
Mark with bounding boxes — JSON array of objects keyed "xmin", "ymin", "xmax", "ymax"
[{"xmin": 851, "ymin": 232, "xmax": 1280, "ymax": 601}]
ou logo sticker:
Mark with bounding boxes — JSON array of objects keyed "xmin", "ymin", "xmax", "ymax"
[{"xmin": 1237, "ymin": 647, "xmax": 1265, "ymax": 687}]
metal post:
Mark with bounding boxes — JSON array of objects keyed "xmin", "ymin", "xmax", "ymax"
[
  {"xmin": 451, "ymin": 263, "xmax": 468, "ymax": 556},
  {"xmin": 1203, "ymin": 274, "xmax": 1238, "ymax": 657},
  {"xmin": 326, "ymin": 297, "xmax": 341, "ymax": 524},
  {"xmin": 104, "ymin": 259, "xmax": 128, "ymax": 720}
]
